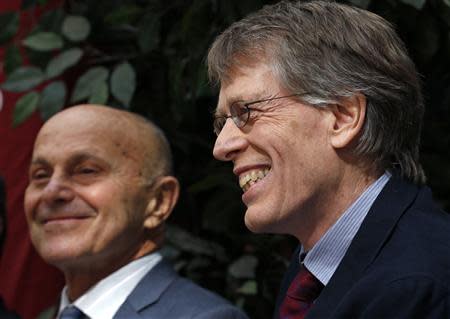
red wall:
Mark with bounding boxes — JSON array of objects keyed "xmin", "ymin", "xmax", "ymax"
[{"xmin": 0, "ymin": 1, "xmax": 65, "ymax": 318}]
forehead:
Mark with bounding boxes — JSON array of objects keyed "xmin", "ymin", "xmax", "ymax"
[
  {"xmin": 32, "ymin": 111, "xmax": 139, "ymax": 165},
  {"xmin": 217, "ymin": 63, "xmax": 283, "ymax": 112}
]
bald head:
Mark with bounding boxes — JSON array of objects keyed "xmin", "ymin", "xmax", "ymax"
[
  {"xmin": 38, "ymin": 104, "xmax": 173, "ymax": 182},
  {"xmin": 25, "ymin": 104, "xmax": 180, "ymax": 295}
]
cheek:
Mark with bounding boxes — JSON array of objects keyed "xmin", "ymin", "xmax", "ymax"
[
  {"xmin": 83, "ymin": 181, "xmax": 124, "ymax": 207},
  {"xmin": 24, "ymin": 187, "xmax": 38, "ymax": 219},
  {"xmin": 84, "ymin": 181, "xmax": 145, "ymax": 222}
]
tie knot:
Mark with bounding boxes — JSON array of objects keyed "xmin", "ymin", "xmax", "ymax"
[
  {"xmin": 286, "ymin": 265, "xmax": 324, "ymax": 302},
  {"xmin": 279, "ymin": 265, "xmax": 324, "ymax": 318},
  {"xmin": 59, "ymin": 306, "xmax": 85, "ymax": 319}
]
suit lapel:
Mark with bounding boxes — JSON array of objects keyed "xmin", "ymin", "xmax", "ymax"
[
  {"xmin": 307, "ymin": 176, "xmax": 420, "ymax": 318},
  {"xmin": 114, "ymin": 259, "xmax": 177, "ymax": 318}
]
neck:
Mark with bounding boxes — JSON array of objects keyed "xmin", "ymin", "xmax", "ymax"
[
  {"xmin": 296, "ymin": 165, "xmax": 382, "ymax": 251},
  {"xmin": 62, "ymin": 240, "xmax": 160, "ymax": 301}
]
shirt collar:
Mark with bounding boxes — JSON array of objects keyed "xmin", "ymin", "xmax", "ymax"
[
  {"xmin": 58, "ymin": 252, "xmax": 162, "ymax": 319},
  {"xmin": 302, "ymin": 172, "xmax": 391, "ymax": 285}
]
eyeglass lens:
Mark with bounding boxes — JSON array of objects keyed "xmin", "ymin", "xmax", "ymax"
[{"xmin": 230, "ymin": 102, "xmax": 250, "ymax": 128}]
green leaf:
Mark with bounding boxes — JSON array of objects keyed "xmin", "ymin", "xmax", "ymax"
[
  {"xmin": 4, "ymin": 45, "xmax": 23, "ymax": 76},
  {"xmin": 71, "ymin": 67, "xmax": 109, "ymax": 103},
  {"xmin": 88, "ymin": 81, "xmax": 109, "ymax": 105},
  {"xmin": 0, "ymin": 12, "xmax": 19, "ymax": 45},
  {"xmin": 1, "ymin": 66, "xmax": 45, "ymax": 92},
  {"xmin": 39, "ymin": 81, "xmax": 66, "ymax": 120},
  {"xmin": 110, "ymin": 62, "xmax": 136, "ymax": 108},
  {"xmin": 22, "ymin": 32, "xmax": 64, "ymax": 51},
  {"xmin": 13, "ymin": 91, "xmax": 40, "ymax": 127},
  {"xmin": 137, "ymin": 12, "xmax": 161, "ymax": 53},
  {"xmin": 46, "ymin": 48, "xmax": 83, "ymax": 79},
  {"xmin": 399, "ymin": 0, "xmax": 426, "ymax": 10},
  {"xmin": 62, "ymin": 15, "xmax": 91, "ymax": 42},
  {"xmin": 228, "ymin": 255, "xmax": 258, "ymax": 279},
  {"xmin": 236, "ymin": 280, "xmax": 258, "ymax": 295}
]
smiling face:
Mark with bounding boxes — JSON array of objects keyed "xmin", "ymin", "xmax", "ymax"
[
  {"xmin": 24, "ymin": 108, "xmax": 158, "ymax": 275},
  {"xmin": 213, "ymin": 63, "xmax": 343, "ymax": 239}
]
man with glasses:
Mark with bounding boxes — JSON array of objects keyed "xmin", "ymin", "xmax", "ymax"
[
  {"xmin": 208, "ymin": 1, "xmax": 450, "ymax": 318},
  {"xmin": 25, "ymin": 105, "xmax": 248, "ymax": 319}
]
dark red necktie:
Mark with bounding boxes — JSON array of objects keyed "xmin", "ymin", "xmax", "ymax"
[{"xmin": 279, "ymin": 265, "xmax": 324, "ymax": 319}]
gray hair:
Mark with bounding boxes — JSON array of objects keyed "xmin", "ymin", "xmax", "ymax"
[{"xmin": 208, "ymin": 0, "xmax": 425, "ymax": 184}]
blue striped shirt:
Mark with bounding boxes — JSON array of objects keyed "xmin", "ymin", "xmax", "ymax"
[{"xmin": 303, "ymin": 172, "xmax": 391, "ymax": 285}]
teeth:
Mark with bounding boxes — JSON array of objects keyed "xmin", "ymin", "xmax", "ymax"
[{"xmin": 239, "ymin": 168, "xmax": 270, "ymax": 191}]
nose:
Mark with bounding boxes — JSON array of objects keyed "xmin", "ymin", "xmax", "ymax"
[
  {"xmin": 213, "ymin": 119, "xmax": 248, "ymax": 161},
  {"xmin": 41, "ymin": 175, "xmax": 75, "ymax": 205}
]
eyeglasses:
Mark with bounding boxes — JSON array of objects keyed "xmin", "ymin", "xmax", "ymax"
[{"xmin": 213, "ymin": 93, "xmax": 309, "ymax": 136}]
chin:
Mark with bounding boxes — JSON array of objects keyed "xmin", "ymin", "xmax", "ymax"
[
  {"xmin": 35, "ymin": 241, "xmax": 84, "ymax": 267},
  {"xmin": 244, "ymin": 209, "xmax": 281, "ymax": 234}
]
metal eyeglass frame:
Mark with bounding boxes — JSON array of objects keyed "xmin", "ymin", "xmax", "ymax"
[{"xmin": 213, "ymin": 93, "xmax": 310, "ymax": 136}]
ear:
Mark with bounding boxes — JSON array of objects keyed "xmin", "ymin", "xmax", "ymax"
[
  {"xmin": 143, "ymin": 176, "xmax": 180, "ymax": 230},
  {"xmin": 328, "ymin": 93, "xmax": 366, "ymax": 149}
]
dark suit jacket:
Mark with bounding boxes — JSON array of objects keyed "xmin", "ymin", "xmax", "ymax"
[
  {"xmin": 274, "ymin": 176, "xmax": 450, "ymax": 319},
  {"xmin": 38, "ymin": 259, "xmax": 248, "ymax": 319}
]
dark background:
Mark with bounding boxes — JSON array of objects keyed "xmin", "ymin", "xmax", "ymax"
[{"xmin": 2, "ymin": 0, "xmax": 450, "ymax": 318}]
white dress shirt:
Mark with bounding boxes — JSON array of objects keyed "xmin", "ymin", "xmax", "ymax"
[
  {"xmin": 57, "ymin": 252, "xmax": 162, "ymax": 319},
  {"xmin": 302, "ymin": 172, "xmax": 391, "ymax": 285}
]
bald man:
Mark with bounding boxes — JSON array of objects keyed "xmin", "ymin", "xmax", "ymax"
[{"xmin": 25, "ymin": 105, "xmax": 248, "ymax": 319}]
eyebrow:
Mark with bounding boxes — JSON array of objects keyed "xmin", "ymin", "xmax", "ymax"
[
  {"xmin": 29, "ymin": 157, "xmax": 50, "ymax": 168},
  {"xmin": 214, "ymin": 91, "xmax": 273, "ymax": 117},
  {"xmin": 30, "ymin": 152, "xmax": 109, "ymax": 169}
]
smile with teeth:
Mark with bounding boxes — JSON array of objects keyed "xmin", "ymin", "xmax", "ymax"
[{"xmin": 239, "ymin": 168, "xmax": 270, "ymax": 192}]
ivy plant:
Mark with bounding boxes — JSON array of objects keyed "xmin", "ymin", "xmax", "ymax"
[{"xmin": 1, "ymin": 3, "xmax": 136, "ymax": 126}]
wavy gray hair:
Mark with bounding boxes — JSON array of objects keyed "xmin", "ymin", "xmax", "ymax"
[{"xmin": 208, "ymin": 0, "xmax": 425, "ymax": 184}]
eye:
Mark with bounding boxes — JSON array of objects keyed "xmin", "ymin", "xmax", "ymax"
[
  {"xmin": 230, "ymin": 102, "xmax": 251, "ymax": 128},
  {"xmin": 30, "ymin": 168, "xmax": 50, "ymax": 181},
  {"xmin": 75, "ymin": 166, "xmax": 99, "ymax": 175}
]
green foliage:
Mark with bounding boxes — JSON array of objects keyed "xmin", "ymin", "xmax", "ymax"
[
  {"xmin": 4, "ymin": 45, "xmax": 22, "ymax": 76},
  {"xmin": 88, "ymin": 81, "xmax": 109, "ymax": 105},
  {"xmin": 22, "ymin": 32, "xmax": 64, "ymax": 51},
  {"xmin": 39, "ymin": 81, "xmax": 67, "ymax": 120},
  {"xmin": 2, "ymin": 0, "xmax": 450, "ymax": 317},
  {"xmin": 71, "ymin": 67, "xmax": 109, "ymax": 103},
  {"xmin": 0, "ymin": 12, "xmax": 19, "ymax": 45},
  {"xmin": 61, "ymin": 15, "xmax": 91, "ymax": 42},
  {"xmin": 13, "ymin": 91, "xmax": 40, "ymax": 127},
  {"xmin": 45, "ymin": 48, "xmax": 83, "ymax": 78},
  {"xmin": 400, "ymin": 0, "xmax": 427, "ymax": 9},
  {"xmin": 1, "ymin": 66, "xmax": 44, "ymax": 92},
  {"xmin": 110, "ymin": 62, "xmax": 136, "ymax": 108},
  {"xmin": 137, "ymin": 12, "xmax": 161, "ymax": 53}
]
